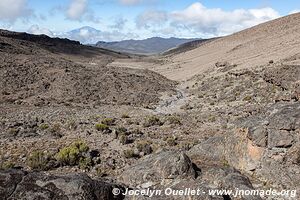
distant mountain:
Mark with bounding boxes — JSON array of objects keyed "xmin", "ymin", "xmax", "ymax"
[
  {"xmin": 95, "ymin": 37, "xmax": 200, "ymax": 55},
  {"xmin": 64, "ymin": 26, "xmax": 103, "ymax": 44}
]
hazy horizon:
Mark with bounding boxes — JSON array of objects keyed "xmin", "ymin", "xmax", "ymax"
[{"xmin": 0, "ymin": 0, "xmax": 299, "ymax": 43}]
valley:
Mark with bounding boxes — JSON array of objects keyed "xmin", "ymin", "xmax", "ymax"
[{"xmin": 0, "ymin": 13, "xmax": 300, "ymax": 200}]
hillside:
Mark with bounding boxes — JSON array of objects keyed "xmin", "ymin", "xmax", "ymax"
[
  {"xmin": 0, "ymin": 30, "xmax": 176, "ymax": 107},
  {"xmin": 95, "ymin": 37, "xmax": 199, "ymax": 55},
  {"xmin": 162, "ymin": 38, "xmax": 218, "ymax": 55},
  {"xmin": 155, "ymin": 13, "xmax": 300, "ymax": 81}
]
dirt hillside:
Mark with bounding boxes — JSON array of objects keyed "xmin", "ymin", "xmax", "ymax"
[{"xmin": 154, "ymin": 13, "xmax": 300, "ymax": 81}]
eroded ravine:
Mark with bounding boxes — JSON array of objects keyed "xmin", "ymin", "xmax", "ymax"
[{"xmin": 154, "ymin": 84, "xmax": 193, "ymax": 114}]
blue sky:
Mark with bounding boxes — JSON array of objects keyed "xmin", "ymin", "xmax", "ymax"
[{"xmin": 0, "ymin": 0, "xmax": 299, "ymax": 43}]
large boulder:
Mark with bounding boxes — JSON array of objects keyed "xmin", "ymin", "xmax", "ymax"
[
  {"xmin": 120, "ymin": 150, "xmax": 259, "ymax": 200},
  {"xmin": 263, "ymin": 64, "xmax": 300, "ymax": 101},
  {"xmin": 0, "ymin": 169, "xmax": 124, "ymax": 200},
  {"xmin": 120, "ymin": 150, "xmax": 197, "ymax": 188}
]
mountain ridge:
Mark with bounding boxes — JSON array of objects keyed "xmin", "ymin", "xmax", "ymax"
[{"xmin": 95, "ymin": 36, "xmax": 200, "ymax": 55}]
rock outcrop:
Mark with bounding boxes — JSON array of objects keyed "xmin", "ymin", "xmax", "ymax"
[{"xmin": 0, "ymin": 169, "xmax": 124, "ymax": 200}]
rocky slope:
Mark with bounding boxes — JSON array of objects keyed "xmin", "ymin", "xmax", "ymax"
[{"xmin": 0, "ymin": 30, "xmax": 176, "ymax": 107}]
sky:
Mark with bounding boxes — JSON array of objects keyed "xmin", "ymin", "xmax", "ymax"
[{"xmin": 0, "ymin": 0, "xmax": 299, "ymax": 43}]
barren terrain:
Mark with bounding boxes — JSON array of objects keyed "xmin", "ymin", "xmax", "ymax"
[{"xmin": 1, "ymin": 13, "xmax": 300, "ymax": 200}]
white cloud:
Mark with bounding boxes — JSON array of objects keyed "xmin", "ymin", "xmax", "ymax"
[
  {"xmin": 170, "ymin": 3, "xmax": 280, "ymax": 36},
  {"xmin": 119, "ymin": 0, "xmax": 142, "ymax": 5},
  {"xmin": 65, "ymin": 0, "xmax": 100, "ymax": 23},
  {"xmin": 119, "ymin": 0, "xmax": 158, "ymax": 6},
  {"xmin": 27, "ymin": 25, "xmax": 54, "ymax": 36},
  {"xmin": 289, "ymin": 9, "xmax": 300, "ymax": 14},
  {"xmin": 136, "ymin": 10, "xmax": 168, "ymax": 29},
  {"xmin": 110, "ymin": 16, "xmax": 127, "ymax": 30},
  {"xmin": 0, "ymin": 0, "xmax": 32, "ymax": 22},
  {"xmin": 59, "ymin": 26, "xmax": 136, "ymax": 43},
  {"xmin": 66, "ymin": 0, "xmax": 87, "ymax": 20}
]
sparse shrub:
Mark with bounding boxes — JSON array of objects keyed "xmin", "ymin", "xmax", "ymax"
[
  {"xmin": 178, "ymin": 142, "xmax": 194, "ymax": 151},
  {"xmin": 56, "ymin": 140, "xmax": 89, "ymax": 166},
  {"xmin": 123, "ymin": 149, "xmax": 135, "ymax": 158},
  {"xmin": 131, "ymin": 128, "xmax": 143, "ymax": 135},
  {"xmin": 136, "ymin": 141, "xmax": 153, "ymax": 155},
  {"xmin": 115, "ymin": 127, "xmax": 127, "ymax": 134},
  {"xmin": 222, "ymin": 159, "xmax": 230, "ymax": 167},
  {"xmin": 39, "ymin": 123, "xmax": 49, "ymax": 130},
  {"xmin": 27, "ymin": 151, "xmax": 51, "ymax": 171},
  {"xmin": 95, "ymin": 123, "xmax": 109, "ymax": 131},
  {"xmin": 243, "ymin": 96, "xmax": 252, "ymax": 101},
  {"xmin": 101, "ymin": 118, "xmax": 115, "ymax": 126},
  {"xmin": 8, "ymin": 128, "xmax": 18, "ymax": 136},
  {"xmin": 166, "ymin": 137, "xmax": 177, "ymax": 146},
  {"xmin": 208, "ymin": 116, "xmax": 216, "ymax": 122},
  {"xmin": 48, "ymin": 123, "xmax": 63, "ymax": 137},
  {"xmin": 143, "ymin": 116, "xmax": 163, "ymax": 127},
  {"xmin": 167, "ymin": 116, "xmax": 182, "ymax": 125},
  {"xmin": 125, "ymin": 119, "xmax": 134, "ymax": 125},
  {"xmin": 66, "ymin": 119, "xmax": 77, "ymax": 130},
  {"xmin": 119, "ymin": 133, "xmax": 129, "ymax": 145},
  {"xmin": 96, "ymin": 166, "xmax": 110, "ymax": 177},
  {"xmin": 79, "ymin": 157, "xmax": 93, "ymax": 170},
  {"xmin": 0, "ymin": 161, "xmax": 15, "ymax": 170}
]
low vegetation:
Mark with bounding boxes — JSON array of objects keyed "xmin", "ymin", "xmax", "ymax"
[
  {"xmin": 167, "ymin": 115, "xmax": 182, "ymax": 125},
  {"xmin": 143, "ymin": 116, "xmax": 163, "ymax": 127},
  {"xmin": 95, "ymin": 123, "xmax": 109, "ymax": 131},
  {"xmin": 123, "ymin": 149, "xmax": 136, "ymax": 158},
  {"xmin": 101, "ymin": 118, "xmax": 115, "ymax": 126},
  {"xmin": 27, "ymin": 151, "xmax": 51, "ymax": 171},
  {"xmin": 56, "ymin": 140, "xmax": 90, "ymax": 166}
]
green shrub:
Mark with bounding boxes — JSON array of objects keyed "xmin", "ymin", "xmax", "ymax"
[
  {"xmin": 143, "ymin": 116, "xmax": 163, "ymax": 127},
  {"xmin": 208, "ymin": 115, "xmax": 217, "ymax": 122},
  {"xmin": 222, "ymin": 159, "xmax": 230, "ymax": 167},
  {"xmin": 101, "ymin": 118, "xmax": 115, "ymax": 126},
  {"xmin": 115, "ymin": 127, "xmax": 127, "ymax": 134},
  {"xmin": 27, "ymin": 151, "xmax": 50, "ymax": 170},
  {"xmin": 39, "ymin": 123, "xmax": 49, "ymax": 130},
  {"xmin": 95, "ymin": 123, "xmax": 109, "ymax": 131},
  {"xmin": 79, "ymin": 157, "xmax": 93, "ymax": 170},
  {"xmin": 167, "ymin": 116, "xmax": 182, "ymax": 125},
  {"xmin": 0, "ymin": 161, "xmax": 15, "ymax": 170},
  {"xmin": 49, "ymin": 123, "xmax": 61, "ymax": 134},
  {"xmin": 123, "ymin": 149, "xmax": 135, "ymax": 158},
  {"xmin": 56, "ymin": 140, "xmax": 89, "ymax": 166},
  {"xmin": 166, "ymin": 137, "xmax": 177, "ymax": 146},
  {"xmin": 208, "ymin": 116, "xmax": 216, "ymax": 122},
  {"xmin": 243, "ymin": 96, "xmax": 252, "ymax": 101},
  {"xmin": 95, "ymin": 166, "xmax": 109, "ymax": 177},
  {"xmin": 136, "ymin": 141, "xmax": 152, "ymax": 155},
  {"xmin": 119, "ymin": 133, "xmax": 129, "ymax": 145}
]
